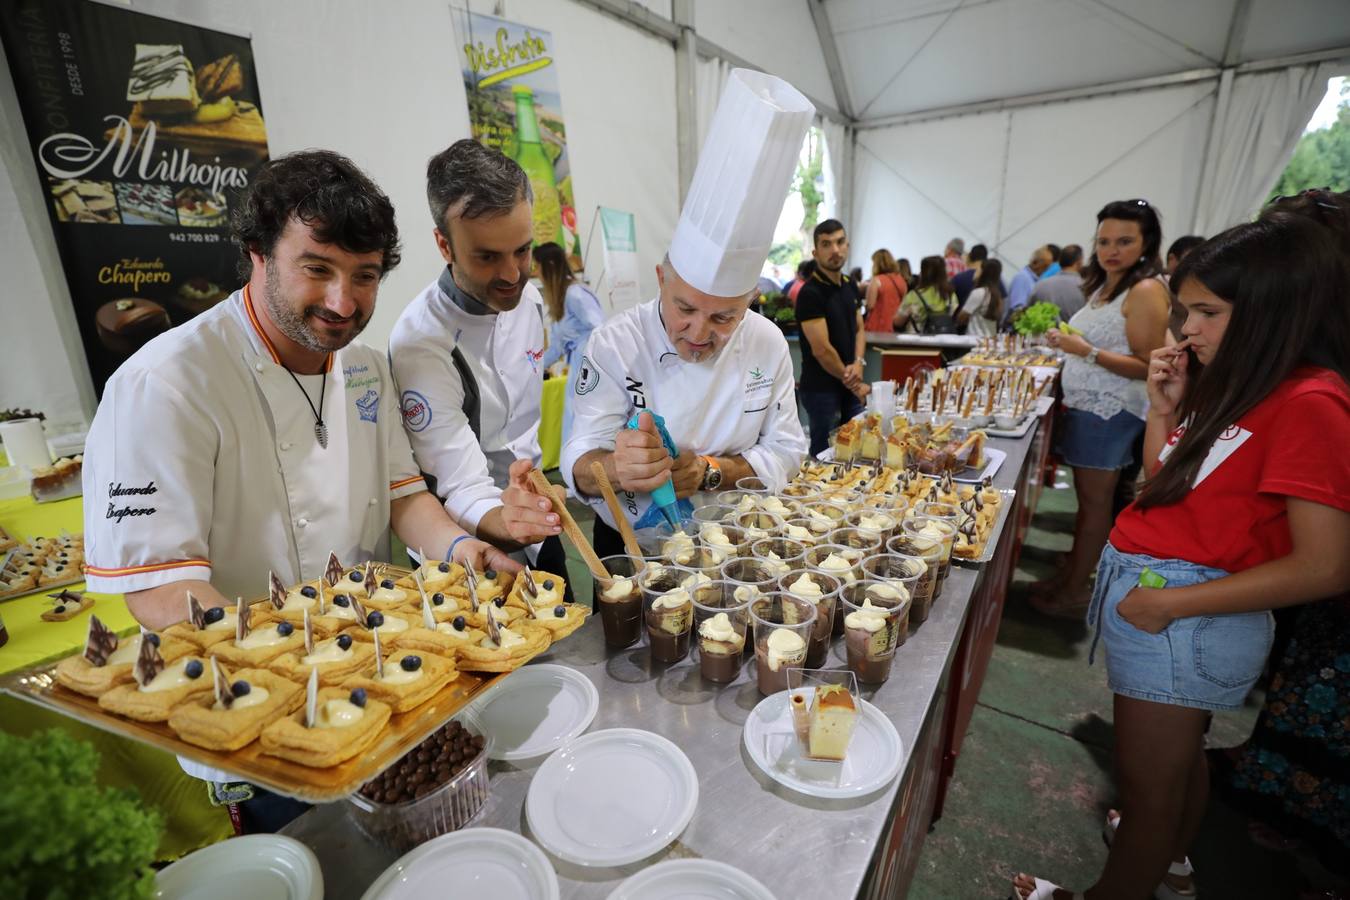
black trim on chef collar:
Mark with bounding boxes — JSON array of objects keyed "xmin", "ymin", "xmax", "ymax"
[
  {"xmin": 438, "ymin": 266, "xmax": 495, "ymax": 317},
  {"xmin": 654, "ymin": 303, "xmax": 681, "ymax": 366}
]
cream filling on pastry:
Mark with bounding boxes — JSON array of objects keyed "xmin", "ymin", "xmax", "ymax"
[
  {"xmin": 140, "ymin": 659, "xmax": 197, "ymax": 693},
  {"xmin": 213, "ymin": 686, "xmax": 271, "ymax": 711},
  {"xmin": 281, "ymin": 592, "xmax": 317, "ymax": 612},
  {"xmin": 109, "ymin": 635, "xmax": 147, "ymax": 666},
  {"xmin": 204, "ymin": 609, "xmax": 240, "ymax": 632},
  {"xmin": 481, "ymin": 627, "xmax": 526, "ymax": 651},
  {"xmin": 434, "ymin": 622, "xmax": 475, "ymax": 641},
  {"xmin": 369, "ymin": 587, "xmax": 407, "ymax": 606},
  {"xmin": 315, "ymin": 698, "xmax": 365, "ymax": 728},
  {"xmin": 379, "ymin": 665, "xmax": 424, "ymax": 685},
  {"xmin": 301, "ymin": 639, "xmax": 352, "ymax": 665},
  {"xmin": 237, "ymin": 627, "xmax": 291, "ymax": 650}
]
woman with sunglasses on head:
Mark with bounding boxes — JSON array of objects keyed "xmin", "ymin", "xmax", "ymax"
[
  {"xmin": 1034, "ymin": 200, "xmax": 1172, "ymax": 618},
  {"xmin": 1013, "ymin": 202, "xmax": 1350, "ymax": 900}
]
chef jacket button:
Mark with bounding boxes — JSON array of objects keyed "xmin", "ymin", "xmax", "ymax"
[
  {"xmin": 297, "ymin": 517, "xmax": 309, "ymax": 528},
  {"xmin": 369, "ymin": 498, "xmax": 377, "ymax": 506},
  {"xmin": 280, "ymin": 441, "xmax": 292, "ymax": 451},
  {"xmin": 255, "ymin": 362, "xmax": 265, "ymax": 372}
]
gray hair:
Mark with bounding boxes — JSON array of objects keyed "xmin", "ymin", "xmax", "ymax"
[
  {"xmin": 946, "ymin": 237, "xmax": 965, "ymax": 255},
  {"xmin": 425, "ymin": 139, "xmax": 532, "ymax": 232}
]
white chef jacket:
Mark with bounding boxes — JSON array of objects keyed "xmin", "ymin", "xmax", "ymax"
[
  {"xmin": 83, "ymin": 287, "xmax": 427, "ymax": 600},
  {"xmin": 560, "ymin": 298, "xmax": 807, "ymax": 532},
  {"xmin": 389, "ymin": 269, "xmax": 544, "ymax": 534}
]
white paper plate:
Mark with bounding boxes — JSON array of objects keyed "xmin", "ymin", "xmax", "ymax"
[
  {"xmin": 526, "ymin": 728, "xmax": 698, "ymax": 867},
  {"xmin": 469, "ymin": 663, "xmax": 599, "ymax": 762},
  {"xmin": 359, "ymin": 828, "xmax": 559, "ymax": 900},
  {"xmin": 742, "ymin": 689, "xmax": 903, "ymax": 800},
  {"xmin": 953, "ymin": 446, "xmax": 1006, "ymax": 483},
  {"xmin": 153, "ymin": 834, "xmax": 322, "ymax": 900},
  {"xmin": 608, "ymin": 859, "xmax": 777, "ymax": 899}
]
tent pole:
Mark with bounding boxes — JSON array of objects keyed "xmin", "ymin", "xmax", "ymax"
[
  {"xmin": 1191, "ymin": 0, "xmax": 1252, "ymax": 233},
  {"xmin": 672, "ymin": 0, "xmax": 697, "ymax": 203}
]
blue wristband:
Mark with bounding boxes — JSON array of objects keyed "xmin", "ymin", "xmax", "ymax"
[{"xmin": 447, "ymin": 534, "xmax": 472, "ymax": 563}]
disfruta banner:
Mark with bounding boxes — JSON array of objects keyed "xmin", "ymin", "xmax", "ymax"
[
  {"xmin": 454, "ymin": 8, "xmax": 582, "ymax": 272},
  {"xmin": 0, "ymin": 0, "xmax": 271, "ymax": 393},
  {"xmin": 599, "ymin": 206, "xmax": 640, "ymax": 311}
]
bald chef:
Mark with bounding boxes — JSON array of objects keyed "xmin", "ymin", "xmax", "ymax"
[
  {"xmin": 82, "ymin": 150, "xmax": 557, "ymax": 632},
  {"xmin": 562, "ymin": 70, "xmax": 814, "ymax": 558}
]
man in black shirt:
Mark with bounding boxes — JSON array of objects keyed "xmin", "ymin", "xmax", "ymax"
[{"xmin": 796, "ymin": 219, "xmax": 867, "ymax": 457}]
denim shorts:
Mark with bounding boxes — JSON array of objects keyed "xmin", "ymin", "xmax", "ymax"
[
  {"xmin": 1088, "ymin": 543, "xmax": 1275, "ymax": 711},
  {"xmin": 1057, "ymin": 407, "xmax": 1145, "ymax": 470}
]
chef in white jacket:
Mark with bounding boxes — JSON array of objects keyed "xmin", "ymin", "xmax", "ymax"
[
  {"xmin": 561, "ymin": 70, "xmax": 813, "ymax": 558},
  {"xmin": 81, "ymin": 151, "xmax": 544, "ymax": 832},
  {"xmin": 389, "ymin": 140, "xmax": 573, "ymax": 595}
]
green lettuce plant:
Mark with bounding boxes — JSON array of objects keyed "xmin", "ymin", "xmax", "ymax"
[{"xmin": 0, "ymin": 729, "xmax": 163, "ymax": 899}]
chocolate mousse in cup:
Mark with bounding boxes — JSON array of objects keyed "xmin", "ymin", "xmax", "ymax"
[
  {"xmin": 780, "ymin": 569, "xmax": 841, "ymax": 669},
  {"xmin": 806, "ymin": 541, "xmax": 867, "ymax": 636},
  {"xmin": 639, "ymin": 564, "xmax": 698, "ymax": 663},
  {"xmin": 901, "ymin": 517, "xmax": 956, "ymax": 596},
  {"xmin": 749, "ymin": 537, "xmax": 808, "ymax": 582},
  {"xmin": 845, "ymin": 508, "xmax": 899, "ymax": 544},
  {"xmin": 782, "ymin": 480, "xmax": 823, "ymax": 501},
  {"xmin": 750, "ymin": 594, "xmax": 816, "ymax": 695},
  {"xmin": 692, "ymin": 581, "xmax": 750, "ymax": 683},
  {"xmin": 839, "ymin": 580, "xmax": 912, "ymax": 684},
  {"xmin": 735, "ymin": 510, "xmax": 785, "ymax": 544},
  {"xmin": 596, "ymin": 554, "xmax": 648, "ymax": 648},
  {"xmin": 720, "ymin": 557, "xmax": 779, "ymax": 609},
  {"xmin": 886, "ymin": 535, "xmax": 941, "ymax": 622},
  {"xmin": 915, "ymin": 500, "xmax": 961, "ymax": 529}
]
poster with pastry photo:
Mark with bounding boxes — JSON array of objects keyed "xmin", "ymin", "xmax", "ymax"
[{"xmin": 0, "ymin": 0, "xmax": 271, "ymax": 393}]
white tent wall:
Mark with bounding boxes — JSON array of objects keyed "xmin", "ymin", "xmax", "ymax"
[
  {"xmin": 693, "ymin": 0, "xmax": 837, "ymax": 113},
  {"xmin": 0, "ymin": 0, "xmax": 678, "ymax": 423},
  {"xmin": 851, "ymin": 79, "xmax": 1217, "ymax": 278}
]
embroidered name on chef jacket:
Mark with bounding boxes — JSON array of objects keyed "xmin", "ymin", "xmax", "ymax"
[{"xmin": 106, "ymin": 479, "xmax": 158, "ymax": 524}]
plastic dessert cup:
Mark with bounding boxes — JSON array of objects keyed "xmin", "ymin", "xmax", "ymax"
[
  {"xmin": 779, "ymin": 569, "xmax": 841, "ymax": 669},
  {"xmin": 596, "ymin": 554, "xmax": 647, "ymax": 648},
  {"xmin": 695, "ymin": 518, "xmax": 744, "ymax": 561},
  {"xmin": 639, "ymin": 564, "xmax": 698, "ymax": 663},
  {"xmin": 901, "ymin": 517, "xmax": 956, "ymax": 596},
  {"xmin": 749, "ymin": 537, "xmax": 808, "ymax": 583},
  {"xmin": 804, "ymin": 542, "xmax": 866, "ymax": 587},
  {"xmin": 886, "ymin": 535, "xmax": 942, "ymax": 622},
  {"xmin": 826, "ymin": 526, "xmax": 884, "ymax": 562},
  {"xmin": 750, "ymin": 594, "xmax": 816, "ymax": 695},
  {"xmin": 735, "ymin": 510, "xmax": 785, "ymax": 544},
  {"xmin": 720, "ymin": 558, "xmax": 779, "ymax": 603},
  {"xmin": 839, "ymin": 582, "xmax": 910, "ymax": 684},
  {"xmin": 691, "ymin": 504, "xmax": 737, "ymax": 530},
  {"xmin": 845, "ymin": 508, "xmax": 899, "ymax": 544},
  {"xmin": 691, "ymin": 581, "xmax": 751, "ymax": 684}
]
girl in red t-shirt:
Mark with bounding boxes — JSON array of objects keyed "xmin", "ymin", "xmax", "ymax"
[{"xmin": 1014, "ymin": 201, "xmax": 1350, "ymax": 900}]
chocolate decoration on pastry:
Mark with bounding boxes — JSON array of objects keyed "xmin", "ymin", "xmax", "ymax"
[{"xmin": 83, "ymin": 614, "xmax": 118, "ymax": 666}]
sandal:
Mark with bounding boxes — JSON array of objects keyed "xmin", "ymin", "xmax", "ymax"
[
  {"xmin": 1103, "ymin": 810, "xmax": 1197, "ymax": 900},
  {"xmin": 1010, "ymin": 874, "xmax": 1083, "ymax": 900}
]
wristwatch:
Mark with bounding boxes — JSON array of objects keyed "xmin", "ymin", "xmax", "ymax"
[
  {"xmin": 699, "ymin": 456, "xmax": 723, "ymax": 491},
  {"xmin": 1085, "ymin": 346, "xmax": 1100, "ymax": 366}
]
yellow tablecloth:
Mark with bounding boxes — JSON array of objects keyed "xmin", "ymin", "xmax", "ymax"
[
  {"xmin": 540, "ymin": 376, "xmax": 565, "ymax": 471},
  {"xmin": 0, "ymin": 493, "xmax": 231, "ymax": 859}
]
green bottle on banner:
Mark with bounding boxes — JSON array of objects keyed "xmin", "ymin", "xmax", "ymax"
[{"xmin": 510, "ymin": 84, "xmax": 567, "ymax": 249}]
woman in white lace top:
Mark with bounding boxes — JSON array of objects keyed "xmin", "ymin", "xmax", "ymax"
[{"xmin": 1035, "ymin": 200, "xmax": 1171, "ymax": 617}]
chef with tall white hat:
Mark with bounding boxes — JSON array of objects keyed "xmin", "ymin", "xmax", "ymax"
[{"xmin": 561, "ymin": 69, "xmax": 813, "ymax": 558}]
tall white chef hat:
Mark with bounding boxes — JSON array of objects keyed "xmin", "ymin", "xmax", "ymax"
[{"xmin": 668, "ymin": 69, "xmax": 815, "ymax": 298}]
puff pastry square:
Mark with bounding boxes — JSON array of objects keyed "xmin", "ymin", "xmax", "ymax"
[
  {"xmin": 167, "ymin": 668, "xmax": 303, "ymax": 751},
  {"xmin": 259, "ymin": 687, "xmax": 391, "ymax": 767},
  {"xmin": 342, "ymin": 652, "xmax": 457, "ymax": 713}
]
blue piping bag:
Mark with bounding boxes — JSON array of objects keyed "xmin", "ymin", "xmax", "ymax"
[{"xmin": 625, "ymin": 411, "xmax": 682, "ymax": 530}]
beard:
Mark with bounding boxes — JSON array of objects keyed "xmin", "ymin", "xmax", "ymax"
[
  {"xmin": 453, "ymin": 265, "xmax": 527, "ymax": 312},
  {"xmin": 263, "ymin": 258, "xmax": 367, "ymax": 353}
]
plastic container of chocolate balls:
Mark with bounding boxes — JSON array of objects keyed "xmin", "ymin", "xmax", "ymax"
[{"xmin": 345, "ymin": 708, "xmax": 493, "ymax": 851}]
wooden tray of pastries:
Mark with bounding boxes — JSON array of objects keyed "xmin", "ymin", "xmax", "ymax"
[{"xmin": 0, "ymin": 557, "xmax": 586, "ymax": 802}]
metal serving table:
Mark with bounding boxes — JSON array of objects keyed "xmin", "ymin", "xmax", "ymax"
[{"xmin": 283, "ymin": 428, "xmax": 1041, "ymax": 899}]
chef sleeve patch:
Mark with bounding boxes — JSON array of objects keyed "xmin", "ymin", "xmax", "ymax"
[
  {"xmin": 575, "ymin": 356, "xmax": 600, "ymax": 396},
  {"xmin": 400, "ymin": 390, "xmax": 431, "ymax": 432}
]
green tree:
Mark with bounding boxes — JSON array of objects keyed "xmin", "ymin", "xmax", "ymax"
[
  {"xmin": 1268, "ymin": 84, "xmax": 1350, "ymax": 200},
  {"xmin": 768, "ymin": 233, "xmax": 803, "ymax": 268},
  {"xmin": 796, "ymin": 127, "xmax": 825, "ymax": 237}
]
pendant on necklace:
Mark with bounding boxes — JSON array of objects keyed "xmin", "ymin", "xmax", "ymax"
[{"xmin": 315, "ymin": 420, "xmax": 329, "ymax": 449}]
